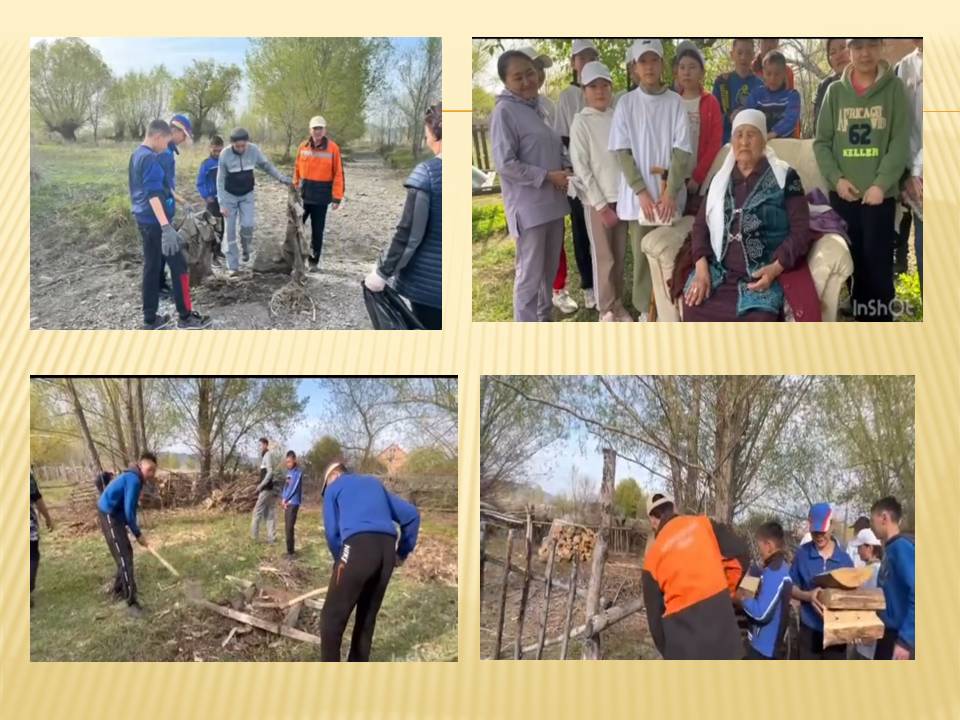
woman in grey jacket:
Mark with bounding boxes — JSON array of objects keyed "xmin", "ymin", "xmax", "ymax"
[
  {"xmin": 217, "ymin": 128, "xmax": 292, "ymax": 273},
  {"xmin": 490, "ymin": 51, "xmax": 571, "ymax": 322}
]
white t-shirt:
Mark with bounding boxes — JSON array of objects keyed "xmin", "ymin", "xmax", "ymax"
[
  {"xmin": 683, "ymin": 96, "xmax": 701, "ymax": 171},
  {"xmin": 608, "ymin": 87, "xmax": 692, "ymax": 222},
  {"xmin": 553, "ymin": 84, "xmax": 585, "ymax": 139}
]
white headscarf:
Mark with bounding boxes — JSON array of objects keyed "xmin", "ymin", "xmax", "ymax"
[{"xmin": 706, "ymin": 109, "xmax": 791, "ymax": 260}]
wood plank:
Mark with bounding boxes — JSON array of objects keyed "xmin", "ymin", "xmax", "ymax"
[
  {"xmin": 280, "ymin": 586, "xmax": 327, "ymax": 609},
  {"xmin": 820, "ymin": 588, "xmax": 886, "ymax": 610},
  {"xmin": 535, "ymin": 538, "xmax": 558, "ymax": 660},
  {"xmin": 493, "ymin": 529, "xmax": 514, "ymax": 660},
  {"xmin": 191, "ymin": 598, "xmax": 322, "ymax": 645},
  {"xmin": 813, "ymin": 566, "xmax": 875, "ymax": 589},
  {"xmin": 739, "ymin": 575, "xmax": 760, "ymax": 598},
  {"xmin": 822, "ymin": 610, "xmax": 884, "ymax": 648},
  {"xmin": 560, "ymin": 555, "xmax": 579, "ymax": 660},
  {"xmin": 513, "ymin": 510, "xmax": 535, "ymax": 659}
]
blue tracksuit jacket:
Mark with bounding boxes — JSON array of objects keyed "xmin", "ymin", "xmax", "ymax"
[
  {"xmin": 745, "ymin": 84, "xmax": 802, "ymax": 138},
  {"xmin": 742, "ymin": 552, "xmax": 793, "ymax": 658},
  {"xmin": 196, "ymin": 156, "xmax": 219, "ymax": 200},
  {"xmin": 96, "ymin": 468, "xmax": 144, "ymax": 537},
  {"xmin": 878, "ymin": 534, "xmax": 915, "ymax": 650}
]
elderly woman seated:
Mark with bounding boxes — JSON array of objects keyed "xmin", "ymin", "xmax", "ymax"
[{"xmin": 682, "ymin": 109, "xmax": 810, "ymax": 322}]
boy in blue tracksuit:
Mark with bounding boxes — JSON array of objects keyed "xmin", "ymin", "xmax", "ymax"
[
  {"xmin": 96, "ymin": 452, "xmax": 158, "ymax": 615},
  {"xmin": 280, "ymin": 450, "xmax": 304, "ymax": 556},
  {"xmin": 319, "ymin": 461, "xmax": 420, "ymax": 661},
  {"xmin": 871, "ymin": 496, "xmax": 915, "ymax": 659},
  {"xmin": 789, "ymin": 502, "xmax": 854, "ymax": 659},
  {"xmin": 196, "ymin": 135, "xmax": 225, "ymax": 260},
  {"xmin": 745, "ymin": 51, "xmax": 801, "ymax": 138},
  {"xmin": 713, "ymin": 38, "xmax": 764, "ymax": 143},
  {"xmin": 736, "ymin": 521, "xmax": 793, "ymax": 659}
]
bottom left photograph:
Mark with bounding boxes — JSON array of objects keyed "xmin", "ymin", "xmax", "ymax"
[{"xmin": 29, "ymin": 375, "xmax": 458, "ymax": 662}]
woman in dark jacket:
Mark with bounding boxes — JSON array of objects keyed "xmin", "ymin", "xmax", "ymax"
[{"xmin": 364, "ymin": 103, "xmax": 443, "ymax": 329}]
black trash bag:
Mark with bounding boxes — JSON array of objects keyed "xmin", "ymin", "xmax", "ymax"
[{"xmin": 362, "ymin": 282, "xmax": 425, "ymax": 330}]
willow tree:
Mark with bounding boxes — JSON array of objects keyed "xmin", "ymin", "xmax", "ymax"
[{"xmin": 31, "ymin": 38, "xmax": 112, "ymax": 141}]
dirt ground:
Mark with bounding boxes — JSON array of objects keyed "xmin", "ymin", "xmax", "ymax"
[
  {"xmin": 30, "ymin": 148, "xmax": 406, "ymax": 330},
  {"xmin": 480, "ymin": 532, "xmax": 660, "ymax": 660}
]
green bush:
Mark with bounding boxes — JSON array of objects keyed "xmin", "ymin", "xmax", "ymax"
[
  {"xmin": 472, "ymin": 203, "xmax": 507, "ymax": 241},
  {"xmin": 895, "ymin": 271, "xmax": 923, "ymax": 322}
]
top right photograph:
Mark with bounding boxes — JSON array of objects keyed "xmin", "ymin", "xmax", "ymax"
[{"xmin": 472, "ymin": 38, "xmax": 923, "ymax": 323}]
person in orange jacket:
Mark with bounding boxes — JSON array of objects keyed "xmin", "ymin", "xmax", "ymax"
[{"xmin": 293, "ymin": 115, "xmax": 345, "ymax": 270}]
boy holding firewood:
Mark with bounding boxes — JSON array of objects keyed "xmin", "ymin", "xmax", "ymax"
[{"xmin": 735, "ymin": 521, "xmax": 792, "ymax": 659}]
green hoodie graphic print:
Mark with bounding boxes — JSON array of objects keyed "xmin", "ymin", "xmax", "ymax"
[{"xmin": 814, "ymin": 61, "xmax": 911, "ymax": 199}]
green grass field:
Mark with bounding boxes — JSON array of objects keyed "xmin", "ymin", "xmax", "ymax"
[{"xmin": 30, "ymin": 507, "xmax": 457, "ymax": 662}]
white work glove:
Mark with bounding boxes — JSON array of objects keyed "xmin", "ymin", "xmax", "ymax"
[{"xmin": 364, "ymin": 266, "xmax": 387, "ymax": 292}]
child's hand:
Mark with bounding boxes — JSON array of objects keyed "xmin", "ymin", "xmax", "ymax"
[
  {"xmin": 657, "ymin": 193, "xmax": 676, "ymax": 223},
  {"xmin": 637, "ymin": 190, "xmax": 656, "ymax": 222},
  {"xmin": 836, "ymin": 178, "xmax": 861, "ymax": 202},
  {"xmin": 862, "ymin": 185, "xmax": 885, "ymax": 206}
]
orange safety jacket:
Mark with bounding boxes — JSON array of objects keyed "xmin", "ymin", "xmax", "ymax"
[{"xmin": 293, "ymin": 136, "xmax": 344, "ymax": 203}]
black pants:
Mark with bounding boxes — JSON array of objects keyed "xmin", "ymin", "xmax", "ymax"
[
  {"xmin": 797, "ymin": 623, "xmax": 846, "ymax": 660},
  {"xmin": 30, "ymin": 540, "xmax": 40, "ymax": 593},
  {"xmin": 410, "ymin": 301, "xmax": 442, "ymax": 330},
  {"xmin": 894, "ymin": 205, "xmax": 912, "ymax": 274},
  {"xmin": 98, "ymin": 510, "xmax": 137, "ymax": 605},
  {"xmin": 139, "ymin": 223, "xmax": 190, "ymax": 324},
  {"xmin": 284, "ymin": 504, "xmax": 299, "ymax": 555},
  {"xmin": 829, "ymin": 194, "xmax": 896, "ymax": 322},
  {"xmin": 303, "ymin": 203, "xmax": 330, "ymax": 261},
  {"xmin": 874, "ymin": 627, "xmax": 914, "ymax": 659},
  {"xmin": 206, "ymin": 200, "xmax": 225, "ymax": 256},
  {"xmin": 320, "ymin": 533, "xmax": 396, "ymax": 662},
  {"xmin": 567, "ymin": 196, "xmax": 594, "ymax": 290}
]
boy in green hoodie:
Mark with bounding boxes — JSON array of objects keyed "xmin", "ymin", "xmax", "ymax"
[{"xmin": 814, "ymin": 38, "xmax": 911, "ymax": 322}]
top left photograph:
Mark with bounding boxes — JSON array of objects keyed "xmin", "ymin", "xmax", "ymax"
[{"xmin": 29, "ymin": 37, "xmax": 443, "ymax": 331}]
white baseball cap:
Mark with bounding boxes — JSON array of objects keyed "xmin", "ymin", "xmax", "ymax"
[
  {"xmin": 580, "ymin": 61, "xmax": 612, "ymax": 87},
  {"xmin": 518, "ymin": 45, "xmax": 553, "ymax": 69},
  {"xmin": 848, "ymin": 528, "xmax": 882, "ymax": 547},
  {"xmin": 630, "ymin": 39, "xmax": 664, "ymax": 63},
  {"xmin": 674, "ymin": 40, "xmax": 705, "ymax": 69},
  {"xmin": 571, "ymin": 39, "xmax": 597, "ymax": 57},
  {"xmin": 309, "ymin": 115, "xmax": 327, "ymax": 129}
]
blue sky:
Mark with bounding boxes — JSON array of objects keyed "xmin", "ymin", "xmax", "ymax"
[{"xmin": 31, "ymin": 37, "xmax": 428, "ymax": 112}]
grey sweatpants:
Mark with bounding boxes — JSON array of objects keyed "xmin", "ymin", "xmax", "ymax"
[
  {"xmin": 221, "ymin": 191, "xmax": 256, "ymax": 271},
  {"xmin": 513, "ymin": 218, "xmax": 564, "ymax": 322},
  {"xmin": 250, "ymin": 489, "xmax": 277, "ymax": 542}
]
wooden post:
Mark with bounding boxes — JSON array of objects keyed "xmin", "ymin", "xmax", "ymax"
[
  {"xmin": 512, "ymin": 510, "xmax": 534, "ymax": 659},
  {"xmin": 560, "ymin": 554, "xmax": 579, "ymax": 660},
  {"xmin": 582, "ymin": 448, "xmax": 616, "ymax": 659},
  {"xmin": 493, "ymin": 529, "xmax": 514, "ymax": 660},
  {"xmin": 536, "ymin": 538, "xmax": 557, "ymax": 660}
]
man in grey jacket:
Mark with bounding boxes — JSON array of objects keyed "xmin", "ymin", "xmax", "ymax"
[
  {"xmin": 251, "ymin": 437, "xmax": 278, "ymax": 542},
  {"xmin": 217, "ymin": 128, "xmax": 292, "ymax": 274}
]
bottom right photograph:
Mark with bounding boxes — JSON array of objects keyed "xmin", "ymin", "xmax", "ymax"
[{"xmin": 479, "ymin": 375, "xmax": 915, "ymax": 660}]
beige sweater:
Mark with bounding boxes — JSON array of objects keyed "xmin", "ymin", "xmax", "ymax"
[{"xmin": 569, "ymin": 106, "xmax": 620, "ymax": 211}]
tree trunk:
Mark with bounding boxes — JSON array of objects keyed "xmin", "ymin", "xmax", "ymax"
[
  {"xmin": 197, "ymin": 378, "xmax": 214, "ymax": 488},
  {"xmin": 65, "ymin": 379, "xmax": 103, "ymax": 473},
  {"xmin": 124, "ymin": 378, "xmax": 141, "ymax": 460},
  {"xmin": 136, "ymin": 378, "xmax": 148, "ymax": 451},
  {"xmin": 102, "ymin": 379, "xmax": 129, "ymax": 466}
]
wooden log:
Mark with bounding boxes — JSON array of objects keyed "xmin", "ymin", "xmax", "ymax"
[
  {"xmin": 190, "ymin": 597, "xmax": 322, "ymax": 645},
  {"xmin": 493, "ymin": 529, "xmax": 514, "ymax": 660},
  {"xmin": 282, "ymin": 602, "xmax": 302, "ymax": 628},
  {"xmin": 521, "ymin": 598, "xmax": 645, "ymax": 657},
  {"xmin": 813, "ymin": 566, "xmax": 875, "ymax": 589},
  {"xmin": 536, "ymin": 538, "xmax": 558, "ymax": 660},
  {"xmin": 820, "ymin": 588, "xmax": 886, "ymax": 610},
  {"xmin": 739, "ymin": 575, "xmax": 761, "ymax": 598},
  {"xmin": 822, "ymin": 610, "xmax": 885, "ymax": 648},
  {"xmin": 560, "ymin": 554, "xmax": 579, "ymax": 660},
  {"xmin": 513, "ymin": 511, "xmax": 535, "ymax": 659}
]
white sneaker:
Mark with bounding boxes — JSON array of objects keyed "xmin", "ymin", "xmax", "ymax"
[
  {"xmin": 636, "ymin": 312, "xmax": 649, "ymax": 323},
  {"xmin": 552, "ymin": 289, "xmax": 578, "ymax": 314},
  {"xmin": 583, "ymin": 288, "xmax": 597, "ymax": 309}
]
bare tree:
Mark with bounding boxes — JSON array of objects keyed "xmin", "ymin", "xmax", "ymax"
[
  {"xmin": 393, "ymin": 37, "xmax": 441, "ymax": 155},
  {"xmin": 64, "ymin": 379, "xmax": 102, "ymax": 472}
]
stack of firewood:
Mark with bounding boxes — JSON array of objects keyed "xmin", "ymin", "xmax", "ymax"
[
  {"xmin": 538, "ymin": 521, "xmax": 597, "ymax": 563},
  {"xmin": 202, "ymin": 477, "xmax": 260, "ymax": 512},
  {"xmin": 816, "ymin": 567, "xmax": 887, "ymax": 648}
]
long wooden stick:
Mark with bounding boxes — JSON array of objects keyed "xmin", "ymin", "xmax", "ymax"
[
  {"xmin": 191, "ymin": 597, "xmax": 322, "ymax": 645},
  {"xmin": 522, "ymin": 597, "xmax": 644, "ymax": 657},
  {"xmin": 560, "ymin": 554, "xmax": 580, "ymax": 660},
  {"xmin": 513, "ymin": 511, "xmax": 534, "ymax": 659},
  {"xmin": 493, "ymin": 529, "xmax": 514, "ymax": 660},
  {"xmin": 484, "ymin": 556, "xmax": 586, "ymax": 598},
  {"xmin": 280, "ymin": 586, "xmax": 327, "ymax": 609},
  {"xmin": 536, "ymin": 538, "xmax": 558, "ymax": 660},
  {"xmin": 146, "ymin": 545, "xmax": 180, "ymax": 578}
]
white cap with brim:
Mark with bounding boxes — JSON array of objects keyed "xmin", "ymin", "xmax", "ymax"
[
  {"xmin": 518, "ymin": 46, "xmax": 553, "ymax": 69},
  {"xmin": 580, "ymin": 61, "xmax": 612, "ymax": 87},
  {"xmin": 646, "ymin": 492, "xmax": 674, "ymax": 516},
  {"xmin": 309, "ymin": 115, "xmax": 327, "ymax": 129},
  {"xmin": 630, "ymin": 39, "xmax": 664, "ymax": 63},
  {"xmin": 732, "ymin": 108, "xmax": 768, "ymax": 140},
  {"xmin": 849, "ymin": 528, "xmax": 882, "ymax": 547},
  {"xmin": 571, "ymin": 39, "xmax": 597, "ymax": 57}
]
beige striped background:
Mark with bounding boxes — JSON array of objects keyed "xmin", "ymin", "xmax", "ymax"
[{"xmin": 3, "ymin": 10, "xmax": 959, "ymax": 720}]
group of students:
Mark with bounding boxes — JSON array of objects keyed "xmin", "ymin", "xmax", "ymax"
[
  {"xmin": 491, "ymin": 37, "xmax": 923, "ymax": 323},
  {"xmin": 128, "ymin": 105, "xmax": 444, "ymax": 331},
  {"xmin": 39, "ymin": 440, "xmax": 421, "ymax": 661},
  {"xmin": 641, "ymin": 493, "xmax": 915, "ymax": 660}
]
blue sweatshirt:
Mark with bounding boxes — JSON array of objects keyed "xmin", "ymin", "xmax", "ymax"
[
  {"xmin": 789, "ymin": 538, "xmax": 854, "ymax": 631},
  {"xmin": 322, "ymin": 473, "xmax": 420, "ymax": 561},
  {"xmin": 745, "ymin": 84, "xmax": 801, "ymax": 138},
  {"xmin": 128, "ymin": 145, "xmax": 168, "ymax": 226},
  {"xmin": 281, "ymin": 466, "xmax": 304, "ymax": 506},
  {"xmin": 96, "ymin": 468, "xmax": 144, "ymax": 537},
  {"xmin": 742, "ymin": 552, "xmax": 793, "ymax": 658},
  {"xmin": 196, "ymin": 156, "xmax": 219, "ymax": 200},
  {"xmin": 712, "ymin": 71, "xmax": 764, "ymax": 143},
  {"xmin": 878, "ymin": 534, "xmax": 915, "ymax": 650}
]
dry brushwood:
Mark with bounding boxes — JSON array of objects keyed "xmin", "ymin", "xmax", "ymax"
[{"xmin": 538, "ymin": 520, "xmax": 597, "ymax": 563}]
